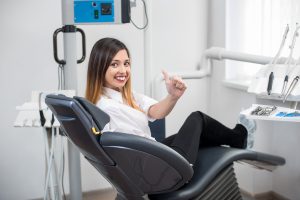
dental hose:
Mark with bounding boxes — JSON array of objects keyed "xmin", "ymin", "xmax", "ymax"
[
  {"xmin": 272, "ymin": 24, "xmax": 290, "ymax": 66},
  {"xmin": 281, "ymin": 24, "xmax": 300, "ymax": 100},
  {"xmin": 44, "ymin": 128, "xmax": 55, "ymax": 200}
]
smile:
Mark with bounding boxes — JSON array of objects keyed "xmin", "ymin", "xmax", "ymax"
[{"xmin": 115, "ymin": 76, "xmax": 126, "ymax": 81}]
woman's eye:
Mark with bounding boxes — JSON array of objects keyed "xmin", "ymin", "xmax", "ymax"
[
  {"xmin": 124, "ymin": 62, "xmax": 130, "ymax": 67},
  {"xmin": 110, "ymin": 63, "xmax": 118, "ymax": 68}
]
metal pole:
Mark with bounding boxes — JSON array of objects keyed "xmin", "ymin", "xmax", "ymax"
[
  {"xmin": 62, "ymin": 25, "xmax": 83, "ymax": 200},
  {"xmin": 61, "ymin": 1, "xmax": 82, "ymax": 199},
  {"xmin": 67, "ymin": 140, "xmax": 82, "ymax": 200},
  {"xmin": 204, "ymin": 47, "xmax": 274, "ymax": 64}
]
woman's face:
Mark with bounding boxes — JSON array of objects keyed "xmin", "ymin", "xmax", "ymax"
[{"xmin": 104, "ymin": 49, "xmax": 131, "ymax": 91}]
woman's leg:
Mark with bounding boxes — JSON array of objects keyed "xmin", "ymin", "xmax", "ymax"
[
  {"xmin": 161, "ymin": 112, "xmax": 204, "ymax": 164},
  {"xmin": 161, "ymin": 111, "xmax": 247, "ymax": 164},
  {"xmin": 198, "ymin": 112, "xmax": 247, "ymax": 148}
]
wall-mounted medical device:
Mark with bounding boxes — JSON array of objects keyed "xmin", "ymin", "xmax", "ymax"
[
  {"xmin": 54, "ymin": 0, "xmax": 131, "ymax": 65},
  {"xmin": 62, "ymin": 0, "xmax": 130, "ymax": 25}
]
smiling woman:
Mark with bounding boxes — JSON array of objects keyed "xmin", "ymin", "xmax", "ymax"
[
  {"xmin": 85, "ymin": 37, "xmax": 256, "ymax": 166},
  {"xmin": 85, "ymin": 38, "xmax": 143, "ymax": 113},
  {"xmin": 104, "ymin": 49, "xmax": 131, "ymax": 91}
]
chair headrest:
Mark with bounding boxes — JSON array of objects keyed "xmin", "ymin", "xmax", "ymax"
[{"xmin": 74, "ymin": 96, "xmax": 110, "ymax": 131}]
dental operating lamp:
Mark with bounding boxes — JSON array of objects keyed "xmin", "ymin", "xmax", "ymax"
[{"xmin": 52, "ymin": 1, "xmax": 130, "ymax": 199}]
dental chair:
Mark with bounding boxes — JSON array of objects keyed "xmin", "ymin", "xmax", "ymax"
[{"xmin": 45, "ymin": 94, "xmax": 285, "ymax": 200}]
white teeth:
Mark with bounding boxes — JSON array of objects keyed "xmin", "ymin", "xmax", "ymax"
[{"xmin": 115, "ymin": 76, "xmax": 126, "ymax": 81}]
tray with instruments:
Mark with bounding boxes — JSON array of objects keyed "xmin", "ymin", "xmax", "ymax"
[{"xmin": 241, "ymin": 104, "xmax": 300, "ymax": 122}]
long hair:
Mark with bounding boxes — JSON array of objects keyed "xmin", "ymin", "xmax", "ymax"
[{"xmin": 85, "ymin": 38, "xmax": 142, "ymax": 111}]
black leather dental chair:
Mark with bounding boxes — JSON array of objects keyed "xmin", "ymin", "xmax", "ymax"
[{"xmin": 45, "ymin": 94, "xmax": 285, "ymax": 200}]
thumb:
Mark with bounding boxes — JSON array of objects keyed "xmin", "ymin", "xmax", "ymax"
[{"xmin": 162, "ymin": 70, "xmax": 170, "ymax": 82}]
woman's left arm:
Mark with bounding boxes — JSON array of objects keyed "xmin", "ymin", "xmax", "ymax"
[{"xmin": 148, "ymin": 70, "xmax": 187, "ymax": 119}]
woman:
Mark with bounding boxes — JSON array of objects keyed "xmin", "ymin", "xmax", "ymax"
[{"xmin": 85, "ymin": 38, "xmax": 256, "ymax": 164}]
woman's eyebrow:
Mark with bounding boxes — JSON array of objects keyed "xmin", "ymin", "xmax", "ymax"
[{"xmin": 112, "ymin": 58, "xmax": 130, "ymax": 61}]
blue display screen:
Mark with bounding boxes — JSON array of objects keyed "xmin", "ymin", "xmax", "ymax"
[{"xmin": 74, "ymin": 0, "xmax": 114, "ymax": 23}]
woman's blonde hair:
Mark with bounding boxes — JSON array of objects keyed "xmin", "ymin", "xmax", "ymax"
[{"xmin": 85, "ymin": 38, "xmax": 142, "ymax": 111}]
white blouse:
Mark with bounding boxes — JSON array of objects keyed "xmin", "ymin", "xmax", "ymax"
[{"xmin": 97, "ymin": 87, "xmax": 158, "ymax": 140}]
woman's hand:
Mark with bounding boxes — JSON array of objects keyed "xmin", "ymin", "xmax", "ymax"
[
  {"xmin": 162, "ymin": 70, "xmax": 187, "ymax": 100},
  {"xmin": 148, "ymin": 70, "xmax": 186, "ymax": 119}
]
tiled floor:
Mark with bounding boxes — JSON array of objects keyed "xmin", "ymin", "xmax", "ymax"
[
  {"xmin": 242, "ymin": 194, "xmax": 256, "ymax": 200},
  {"xmin": 83, "ymin": 189, "xmax": 116, "ymax": 200}
]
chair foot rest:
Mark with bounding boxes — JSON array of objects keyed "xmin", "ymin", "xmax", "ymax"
[{"xmin": 236, "ymin": 160, "xmax": 277, "ymax": 172}]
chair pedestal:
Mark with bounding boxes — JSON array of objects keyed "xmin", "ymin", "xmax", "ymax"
[{"xmin": 196, "ymin": 164, "xmax": 242, "ymax": 200}]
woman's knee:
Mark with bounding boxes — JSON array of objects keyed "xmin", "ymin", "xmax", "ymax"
[{"xmin": 188, "ymin": 111, "xmax": 205, "ymax": 121}]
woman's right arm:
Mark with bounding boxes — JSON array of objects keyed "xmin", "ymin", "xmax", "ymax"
[{"xmin": 148, "ymin": 70, "xmax": 187, "ymax": 119}]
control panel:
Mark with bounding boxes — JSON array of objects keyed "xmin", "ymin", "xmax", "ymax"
[
  {"xmin": 73, "ymin": 0, "xmax": 130, "ymax": 24},
  {"xmin": 74, "ymin": 0, "xmax": 114, "ymax": 23}
]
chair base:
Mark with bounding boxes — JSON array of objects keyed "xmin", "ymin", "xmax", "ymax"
[
  {"xmin": 195, "ymin": 164, "xmax": 242, "ymax": 200},
  {"xmin": 148, "ymin": 164, "xmax": 243, "ymax": 200}
]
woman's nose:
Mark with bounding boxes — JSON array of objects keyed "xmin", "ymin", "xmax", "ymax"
[{"xmin": 119, "ymin": 65, "xmax": 126, "ymax": 73}]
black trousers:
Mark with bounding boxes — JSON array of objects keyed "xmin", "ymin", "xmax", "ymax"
[{"xmin": 161, "ymin": 111, "xmax": 246, "ymax": 164}]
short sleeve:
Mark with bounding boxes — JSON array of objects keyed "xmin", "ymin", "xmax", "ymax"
[{"xmin": 133, "ymin": 92, "xmax": 158, "ymax": 122}]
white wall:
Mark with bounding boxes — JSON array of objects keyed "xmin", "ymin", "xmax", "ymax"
[
  {"xmin": 2, "ymin": 0, "xmax": 298, "ymax": 199},
  {"xmin": 208, "ymin": 0, "xmax": 300, "ymax": 199},
  {"xmin": 148, "ymin": 0, "xmax": 209, "ymax": 135},
  {"xmin": 0, "ymin": 0, "xmax": 144, "ymax": 199}
]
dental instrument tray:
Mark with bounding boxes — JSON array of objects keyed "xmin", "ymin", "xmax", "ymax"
[{"xmin": 241, "ymin": 104, "xmax": 300, "ymax": 122}]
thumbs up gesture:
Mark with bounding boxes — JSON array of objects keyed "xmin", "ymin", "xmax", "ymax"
[{"xmin": 162, "ymin": 70, "xmax": 187, "ymax": 100}]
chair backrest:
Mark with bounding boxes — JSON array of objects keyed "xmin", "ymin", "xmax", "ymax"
[
  {"xmin": 74, "ymin": 96, "xmax": 110, "ymax": 131},
  {"xmin": 45, "ymin": 94, "xmax": 114, "ymax": 165}
]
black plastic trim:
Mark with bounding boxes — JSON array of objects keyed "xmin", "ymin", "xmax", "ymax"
[{"xmin": 121, "ymin": 0, "xmax": 130, "ymax": 23}]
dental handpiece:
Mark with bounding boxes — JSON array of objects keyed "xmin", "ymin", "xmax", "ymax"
[
  {"xmin": 283, "ymin": 76, "xmax": 299, "ymax": 103},
  {"xmin": 267, "ymin": 72, "xmax": 274, "ymax": 95},
  {"xmin": 280, "ymin": 75, "xmax": 289, "ymax": 97}
]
